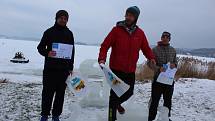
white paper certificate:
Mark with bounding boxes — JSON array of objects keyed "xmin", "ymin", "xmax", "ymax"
[
  {"xmin": 52, "ymin": 43, "xmax": 73, "ymax": 59},
  {"xmin": 100, "ymin": 64, "xmax": 130, "ymax": 97},
  {"xmin": 156, "ymin": 65, "xmax": 177, "ymax": 85}
]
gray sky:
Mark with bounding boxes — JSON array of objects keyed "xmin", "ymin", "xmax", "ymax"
[{"xmin": 0, "ymin": 0, "xmax": 214, "ymax": 48}]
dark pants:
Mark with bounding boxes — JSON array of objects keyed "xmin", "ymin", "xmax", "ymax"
[
  {"xmin": 108, "ymin": 69, "xmax": 135, "ymax": 121},
  {"xmin": 41, "ymin": 69, "xmax": 69, "ymax": 117},
  {"xmin": 148, "ymin": 80, "xmax": 174, "ymax": 121}
]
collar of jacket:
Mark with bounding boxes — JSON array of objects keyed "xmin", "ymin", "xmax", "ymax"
[
  {"xmin": 54, "ymin": 22, "xmax": 68, "ymax": 30},
  {"xmin": 116, "ymin": 20, "xmax": 137, "ymax": 35},
  {"xmin": 157, "ymin": 41, "xmax": 170, "ymax": 47}
]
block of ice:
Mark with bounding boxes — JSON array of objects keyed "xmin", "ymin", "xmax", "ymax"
[
  {"xmin": 67, "ymin": 103, "xmax": 81, "ymax": 121},
  {"xmin": 79, "ymin": 80, "xmax": 110, "ymax": 108},
  {"xmin": 79, "ymin": 59, "xmax": 104, "ymax": 78},
  {"xmin": 116, "ymin": 97, "xmax": 149, "ymax": 121},
  {"xmin": 157, "ymin": 106, "xmax": 169, "ymax": 121}
]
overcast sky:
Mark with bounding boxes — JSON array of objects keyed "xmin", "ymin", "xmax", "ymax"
[{"xmin": 0, "ymin": 0, "xmax": 214, "ymax": 48}]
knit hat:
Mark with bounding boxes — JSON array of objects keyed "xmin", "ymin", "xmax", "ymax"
[
  {"xmin": 126, "ymin": 6, "xmax": 140, "ymax": 19},
  {"xmin": 55, "ymin": 10, "xmax": 69, "ymax": 20}
]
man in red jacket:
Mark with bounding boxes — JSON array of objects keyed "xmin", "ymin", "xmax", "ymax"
[{"xmin": 98, "ymin": 6, "xmax": 156, "ymax": 121}]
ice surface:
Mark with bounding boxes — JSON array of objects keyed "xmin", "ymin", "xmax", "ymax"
[{"xmin": 67, "ymin": 103, "xmax": 81, "ymax": 121}]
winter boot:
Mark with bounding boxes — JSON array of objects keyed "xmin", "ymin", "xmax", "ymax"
[
  {"xmin": 117, "ymin": 105, "xmax": 125, "ymax": 114},
  {"xmin": 52, "ymin": 116, "xmax": 60, "ymax": 121},
  {"xmin": 40, "ymin": 116, "xmax": 48, "ymax": 121}
]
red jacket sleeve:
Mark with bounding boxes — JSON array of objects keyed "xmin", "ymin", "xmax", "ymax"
[
  {"xmin": 98, "ymin": 27, "xmax": 117, "ymax": 62},
  {"xmin": 141, "ymin": 31, "xmax": 155, "ymax": 60}
]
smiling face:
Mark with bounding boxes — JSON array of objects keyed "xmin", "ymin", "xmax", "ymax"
[
  {"xmin": 56, "ymin": 16, "xmax": 68, "ymax": 27},
  {"xmin": 125, "ymin": 12, "xmax": 136, "ymax": 27},
  {"xmin": 161, "ymin": 33, "xmax": 171, "ymax": 44}
]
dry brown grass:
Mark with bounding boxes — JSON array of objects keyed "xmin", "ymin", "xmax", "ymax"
[
  {"xmin": 136, "ymin": 57, "xmax": 215, "ymax": 81},
  {"xmin": 206, "ymin": 62, "xmax": 215, "ymax": 80},
  {"xmin": 136, "ymin": 63, "xmax": 154, "ymax": 81}
]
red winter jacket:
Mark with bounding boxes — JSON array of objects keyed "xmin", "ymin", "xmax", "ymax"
[{"xmin": 98, "ymin": 26, "xmax": 155, "ymax": 73}]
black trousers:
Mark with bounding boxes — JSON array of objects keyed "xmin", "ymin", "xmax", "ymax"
[
  {"xmin": 148, "ymin": 80, "xmax": 174, "ymax": 121},
  {"xmin": 41, "ymin": 69, "xmax": 69, "ymax": 117},
  {"xmin": 108, "ymin": 69, "xmax": 135, "ymax": 121}
]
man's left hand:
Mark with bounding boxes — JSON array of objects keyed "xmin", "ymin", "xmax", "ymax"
[
  {"xmin": 170, "ymin": 64, "xmax": 176, "ymax": 69},
  {"xmin": 150, "ymin": 59, "xmax": 156, "ymax": 65},
  {"xmin": 69, "ymin": 71, "xmax": 73, "ymax": 75},
  {"xmin": 146, "ymin": 59, "xmax": 157, "ymax": 70}
]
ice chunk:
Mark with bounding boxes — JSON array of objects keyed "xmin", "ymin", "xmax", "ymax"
[
  {"xmin": 66, "ymin": 103, "xmax": 81, "ymax": 121},
  {"xmin": 97, "ymin": 112, "xmax": 108, "ymax": 121},
  {"xmin": 157, "ymin": 106, "xmax": 169, "ymax": 121},
  {"xmin": 116, "ymin": 97, "xmax": 149, "ymax": 121},
  {"xmin": 79, "ymin": 80, "xmax": 110, "ymax": 108},
  {"xmin": 79, "ymin": 59, "xmax": 104, "ymax": 78}
]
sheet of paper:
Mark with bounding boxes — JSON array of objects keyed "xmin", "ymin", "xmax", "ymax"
[
  {"xmin": 100, "ymin": 64, "xmax": 130, "ymax": 97},
  {"xmin": 156, "ymin": 65, "xmax": 177, "ymax": 85},
  {"xmin": 52, "ymin": 43, "xmax": 73, "ymax": 59}
]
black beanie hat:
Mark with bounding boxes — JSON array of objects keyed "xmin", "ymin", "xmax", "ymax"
[
  {"xmin": 161, "ymin": 31, "xmax": 171, "ymax": 41},
  {"xmin": 126, "ymin": 6, "xmax": 140, "ymax": 19},
  {"xmin": 55, "ymin": 10, "xmax": 69, "ymax": 20}
]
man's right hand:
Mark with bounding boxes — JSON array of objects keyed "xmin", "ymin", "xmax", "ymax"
[
  {"xmin": 99, "ymin": 60, "xmax": 105, "ymax": 69},
  {"xmin": 99, "ymin": 60, "xmax": 105, "ymax": 64},
  {"xmin": 160, "ymin": 67, "xmax": 166, "ymax": 72},
  {"xmin": 48, "ymin": 51, "xmax": 56, "ymax": 57}
]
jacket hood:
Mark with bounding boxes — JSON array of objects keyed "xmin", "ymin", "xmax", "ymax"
[
  {"xmin": 116, "ymin": 20, "xmax": 137, "ymax": 34},
  {"xmin": 54, "ymin": 22, "xmax": 68, "ymax": 30},
  {"xmin": 157, "ymin": 41, "xmax": 170, "ymax": 46}
]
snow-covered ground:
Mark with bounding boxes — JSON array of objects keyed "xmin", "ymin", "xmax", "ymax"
[
  {"xmin": 0, "ymin": 38, "xmax": 215, "ymax": 121},
  {"xmin": 0, "ymin": 78, "xmax": 215, "ymax": 121},
  {"xmin": 178, "ymin": 54, "xmax": 215, "ymax": 62}
]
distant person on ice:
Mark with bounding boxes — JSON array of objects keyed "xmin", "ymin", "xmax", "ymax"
[
  {"xmin": 98, "ymin": 6, "xmax": 156, "ymax": 121},
  {"xmin": 148, "ymin": 32, "xmax": 177, "ymax": 121},
  {"xmin": 37, "ymin": 10, "xmax": 75, "ymax": 121}
]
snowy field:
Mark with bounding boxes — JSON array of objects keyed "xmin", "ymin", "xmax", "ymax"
[
  {"xmin": 0, "ymin": 38, "xmax": 215, "ymax": 121},
  {"xmin": 0, "ymin": 38, "xmax": 147, "ymax": 82},
  {"xmin": 0, "ymin": 78, "xmax": 215, "ymax": 121}
]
